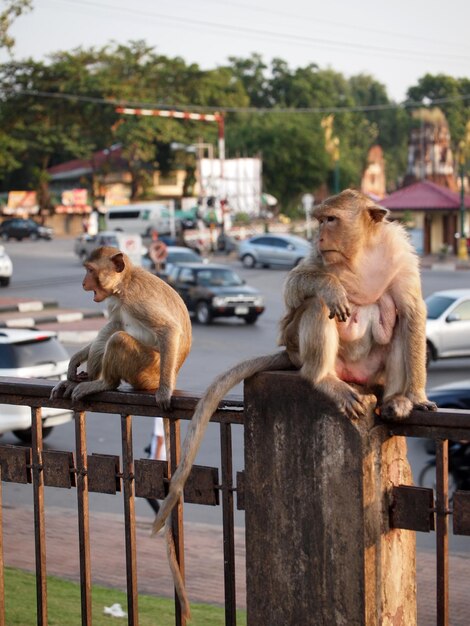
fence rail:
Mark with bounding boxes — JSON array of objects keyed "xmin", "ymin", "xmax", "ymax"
[
  {"xmin": 0, "ymin": 377, "xmax": 244, "ymax": 626},
  {"xmin": 0, "ymin": 376, "xmax": 469, "ymax": 625}
]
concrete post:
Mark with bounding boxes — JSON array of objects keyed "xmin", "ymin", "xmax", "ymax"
[{"xmin": 244, "ymin": 371, "xmax": 416, "ymax": 626}]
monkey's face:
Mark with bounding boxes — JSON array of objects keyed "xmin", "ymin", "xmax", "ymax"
[
  {"xmin": 83, "ymin": 264, "xmax": 110, "ymax": 302},
  {"xmin": 316, "ymin": 213, "xmax": 347, "ymax": 264}
]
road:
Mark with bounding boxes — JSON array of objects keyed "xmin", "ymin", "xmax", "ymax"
[{"xmin": 1, "ymin": 238, "xmax": 470, "ymax": 546}]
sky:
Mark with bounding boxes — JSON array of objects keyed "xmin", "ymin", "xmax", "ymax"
[{"xmin": 3, "ymin": 0, "xmax": 470, "ymax": 103}]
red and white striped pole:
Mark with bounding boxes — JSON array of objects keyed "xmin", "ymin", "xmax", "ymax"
[{"xmin": 115, "ymin": 106, "xmax": 225, "ymax": 167}]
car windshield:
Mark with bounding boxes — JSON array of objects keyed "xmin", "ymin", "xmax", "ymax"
[
  {"xmin": 196, "ymin": 268, "xmax": 243, "ymax": 287},
  {"xmin": 0, "ymin": 337, "xmax": 68, "ymax": 368},
  {"xmin": 168, "ymin": 251, "xmax": 200, "ymax": 263},
  {"xmin": 425, "ymin": 294, "xmax": 458, "ymax": 319}
]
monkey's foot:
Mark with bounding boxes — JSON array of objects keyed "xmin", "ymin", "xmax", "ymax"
[
  {"xmin": 413, "ymin": 399, "xmax": 438, "ymax": 412},
  {"xmin": 380, "ymin": 395, "xmax": 413, "ymax": 421},
  {"xmin": 315, "ymin": 376, "xmax": 373, "ymax": 420}
]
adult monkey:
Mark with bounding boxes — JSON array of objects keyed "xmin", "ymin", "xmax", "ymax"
[
  {"xmin": 51, "ymin": 245, "xmax": 192, "ymax": 618},
  {"xmin": 152, "ymin": 188, "xmax": 436, "ymax": 535},
  {"xmin": 51, "ymin": 246, "xmax": 191, "ymax": 407}
]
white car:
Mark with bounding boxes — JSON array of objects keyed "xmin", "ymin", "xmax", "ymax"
[
  {"xmin": 0, "ymin": 328, "xmax": 73, "ymax": 442},
  {"xmin": 426, "ymin": 289, "xmax": 470, "ymax": 364},
  {"xmin": 238, "ymin": 233, "xmax": 311, "ymax": 268},
  {"xmin": 0, "ymin": 245, "xmax": 12, "ymax": 287}
]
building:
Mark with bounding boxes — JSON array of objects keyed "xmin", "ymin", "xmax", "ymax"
[{"xmin": 379, "ymin": 180, "xmax": 470, "ymax": 255}]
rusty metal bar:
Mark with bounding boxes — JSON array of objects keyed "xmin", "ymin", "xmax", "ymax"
[
  {"xmin": 168, "ymin": 418, "xmax": 186, "ymax": 626},
  {"xmin": 121, "ymin": 414, "xmax": 139, "ymax": 626},
  {"xmin": 220, "ymin": 422, "xmax": 237, "ymax": 626},
  {"xmin": 435, "ymin": 439, "xmax": 449, "ymax": 626},
  {"xmin": 31, "ymin": 407, "xmax": 47, "ymax": 626},
  {"xmin": 74, "ymin": 411, "xmax": 92, "ymax": 626},
  {"xmin": 0, "ymin": 467, "xmax": 5, "ymax": 626}
]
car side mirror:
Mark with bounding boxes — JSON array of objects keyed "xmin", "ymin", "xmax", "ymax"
[{"xmin": 446, "ymin": 313, "xmax": 461, "ymax": 323}]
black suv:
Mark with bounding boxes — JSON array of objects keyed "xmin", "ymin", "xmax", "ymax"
[
  {"xmin": 167, "ymin": 262, "xmax": 265, "ymax": 324},
  {"xmin": 0, "ymin": 218, "xmax": 53, "ymax": 241}
]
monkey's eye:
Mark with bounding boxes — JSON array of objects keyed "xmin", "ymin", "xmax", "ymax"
[{"xmin": 326, "ymin": 216, "xmax": 336, "ymax": 222}]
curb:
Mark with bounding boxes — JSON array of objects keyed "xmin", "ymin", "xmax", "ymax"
[
  {"xmin": 0, "ymin": 309, "xmax": 106, "ymax": 330},
  {"xmin": 56, "ymin": 329, "xmax": 101, "ymax": 344},
  {"xmin": 0, "ymin": 300, "xmax": 58, "ymax": 313}
]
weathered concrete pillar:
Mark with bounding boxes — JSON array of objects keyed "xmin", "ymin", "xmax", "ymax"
[{"xmin": 244, "ymin": 371, "xmax": 416, "ymax": 626}]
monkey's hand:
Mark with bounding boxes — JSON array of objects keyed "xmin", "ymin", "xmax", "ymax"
[
  {"xmin": 155, "ymin": 386, "xmax": 172, "ymax": 411},
  {"xmin": 50, "ymin": 379, "xmax": 78, "ymax": 399},
  {"xmin": 324, "ymin": 286, "xmax": 351, "ymax": 322}
]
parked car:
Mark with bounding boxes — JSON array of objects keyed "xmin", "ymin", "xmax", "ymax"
[
  {"xmin": 427, "ymin": 379, "xmax": 470, "ymax": 410},
  {"xmin": 166, "ymin": 262, "xmax": 265, "ymax": 324},
  {"xmin": 0, "ymin": 218, "xmax": 53, "ymax": 241},
  {"xmin": 0, "ymin": 245, "xmax": 12, "ymax": 286},
  {"xmin": 426, "ymin": 289, "xmax": 470, "ymax": 365},
  {"xmin": 0, "ymin": 328, "xmax": 73, "ymax": 442},
  {"xmin": 74, "ymin": 231, "xmax": 144, "ymax": 266},
  {"xmin": 238, "ymin": 233, "xmax": 311, "ymax": 268}
]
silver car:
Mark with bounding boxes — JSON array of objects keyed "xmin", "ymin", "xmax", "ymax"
[
  {"xmin": 426, "ymin": 289, "xmax": 470, "ymax": 364},
  {"xmin": 238, "ymin": 233, "xmax": 311, "ymax": 268}
]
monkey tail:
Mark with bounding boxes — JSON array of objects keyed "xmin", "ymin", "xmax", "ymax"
[
  {"xmin": 152, "ymin": 350, "xmax": 292, "ymax": 535},
  {"xmin": 164, "ymin": 518, "xmax": 191, "ymax": 620}
]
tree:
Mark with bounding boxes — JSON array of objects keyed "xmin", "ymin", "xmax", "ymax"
[{"xmin": 0, "ymin": 0, "xmax": 32, "ymax": 51}]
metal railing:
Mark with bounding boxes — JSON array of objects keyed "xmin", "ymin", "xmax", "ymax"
[
  {"xmin": 0, "ymin": 377, "xmax": 244, "ymax": 626},
  {"xmin": 0, "ymin": 377, "xmax": 469, "ymax": 625}
]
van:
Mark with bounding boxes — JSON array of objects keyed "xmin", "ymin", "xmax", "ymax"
[
  {"xmin": 74, "ymin": 231, "xmax": 145, "ymax": 266},
  {"xmin": 105, "ymin": 203, "xmax": 176, "ymax": 236}
]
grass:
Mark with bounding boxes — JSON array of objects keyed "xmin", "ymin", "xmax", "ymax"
[{"xmin": 4, "ymin": 567, "xmax": 247, "ymax": 626}]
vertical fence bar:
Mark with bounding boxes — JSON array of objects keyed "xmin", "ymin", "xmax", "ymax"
[
  {"xmin": 220, "ymin": 422, "xmax": 237, "ymax": 626},
  {"xmin": 0, "ymin": 468, "xmax": 5, "ymax": 626},
  {"xmin": 74, "ymin": 411, "xmax": 92, "ymax": 626},
  {"xmin": 435, "ymin": 439, "xmax": 449, "ymax": 626},
  {"xmin": 31, "ymin": 407, "xmax": 47, "ymax": 626},
  {"xmin": 168, "ymin": 419, "xmax": 186, "ymax": 626},
  {"xmin": 121, "ymin": 414, "xmax": 139, "ymax": 626}
]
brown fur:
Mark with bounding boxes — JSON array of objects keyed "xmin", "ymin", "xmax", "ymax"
[
  {"xmin": 152, "ymin": 188, "xmax": 437, "ymax": 537},
  {"xmin": 50, "ymin": 246, "xmax": 191, "ymax": 407},
  {"xmin": 50, "ymin": 246, "xmax": 192, "ymax": 619}
]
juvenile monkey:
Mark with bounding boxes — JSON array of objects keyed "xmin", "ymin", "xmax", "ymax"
[
  {"xmin": 152, "ymin": 189, "xmax": 436, "ymax": 535},
  {"xmin": 51, "ymin": 246, "xmax": 191, "ymax": 408},
  {"xmin": 51, "ymin": 246, "xmax": 192, "ymax": 618}
]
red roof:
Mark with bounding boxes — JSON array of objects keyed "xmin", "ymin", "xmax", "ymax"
[
  {"xmin": 48, "ymin": 144, "xmax": 125, "ymax": 177},
  {"xmin": 379, "ymin": 180, "xmax": 470, "ymax": 210}
]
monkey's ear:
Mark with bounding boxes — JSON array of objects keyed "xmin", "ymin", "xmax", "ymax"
[
  {"xmin": 368, "ymin": 205, "xmax": 389, "ymax": 223},
  {"xmin": 111, "ymin": 252, "xmax": 126, "ymax": 273}
]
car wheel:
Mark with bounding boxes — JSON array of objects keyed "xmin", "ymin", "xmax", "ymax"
[
  {"xmin": 13, "ymin": 425, "xmax": 54, "ymax": 444},
  {"xmin": 0, "ymin": 277, "xmax": 10, "ymax": 287},
  {"xmin": 426, "ymin": 343, "xmax": 434, "ymax": 368},
  {"xmin": 196, "ymin": 301, "xmax": 212, "ymax": 325},
  {"xmin": 242, "ymin": 254, "xmax": 256, "ymax": 269},
  {"xmin": 244, "ymin": 313, "xmax": 258, "ymax": 325}
]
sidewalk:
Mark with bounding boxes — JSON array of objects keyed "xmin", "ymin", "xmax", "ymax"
[{"xmin": 2, "ymin": 504, "xmax": 469, "ymax": 624}]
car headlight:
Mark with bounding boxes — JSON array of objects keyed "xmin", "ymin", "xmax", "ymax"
[
  {"xmin": 253, "ymin": 296, "xmax": 264, "ymax": 307},
  {"xmin": 212, "ymin": 296, "xmax": 228, "ymax": 307}
]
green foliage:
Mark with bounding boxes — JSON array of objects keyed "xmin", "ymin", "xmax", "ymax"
[
  {"xmin": 0, "ymin": 0, "xmax": 31, "ymax": 51},
  {"xmin": 4, "ymin": 567, "xmax": 247, "ymax": 626},
  {"xmin": 0, "ymin": 39, "xmax": 468, "ymax": 205}
]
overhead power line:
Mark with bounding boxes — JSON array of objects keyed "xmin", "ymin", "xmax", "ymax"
[
  {"xmin": 51, "ymin": 0, "xmax": 470, "ymax": 65},
  {"xmin": 8, "ymin": 89, "xmax": 470, "ymax": 115}
]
